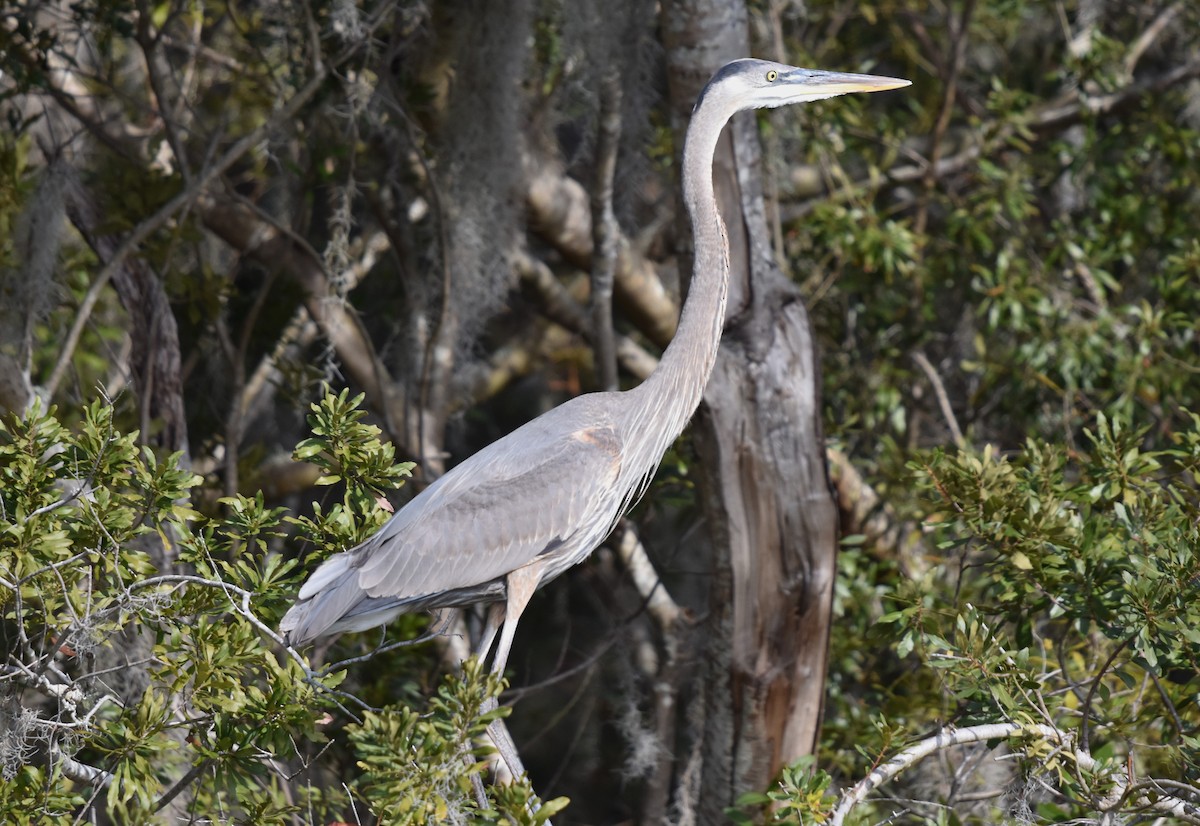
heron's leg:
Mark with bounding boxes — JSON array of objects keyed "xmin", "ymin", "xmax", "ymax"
[
  {"xmin": 483, "ymin": 561, "xmax": 546, "ymax": 785},
  {"xmin": 491, "ymin": 561, "xmax": 544, "ymax": 679},
  {"xmin": 457, "ymin": 606, "xmax": 502, "ymax": 809},
  {"xmin": 477, "ymin": 602, "xmax": 505, "ymax": 665}
]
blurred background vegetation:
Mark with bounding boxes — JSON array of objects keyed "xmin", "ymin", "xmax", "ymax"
[{"xmin": 1, "ymin": 0, "xmax": 1198, "ymax": 823}]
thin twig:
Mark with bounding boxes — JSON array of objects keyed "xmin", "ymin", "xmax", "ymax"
[
  {"xmin": 152, "ymin": 760, "xmax": 208, "ymax": 812},
  {"xmin": 1080, "ymin": 633, "xmax": 1134, "ymax": 756},
  {"xmin": 1147, "ymin": 669, "xmax": 1186, "ymax": 739},
  {"xmin": 316, "ymin": 612, "xmax": 456, "ymax": 677},
  {"xmin": 1124, "ymin": 3, "xmax": 1183, "ymax": 77},
  {"xmin": 913, "ymin": 350, "xmax": 965, "ymax": 448}
]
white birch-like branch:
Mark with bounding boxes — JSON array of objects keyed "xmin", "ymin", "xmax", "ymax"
[
  {"xmin": 613, "ymin": 521, "xmax": 683, "ymax": 632},
  {"xmin": 54, "ymin": 746, "xmax": 115, "ymax": 789},
  {"xmin": 830, "ymin": 722, "xmax": 1200, "ymax": 825}
]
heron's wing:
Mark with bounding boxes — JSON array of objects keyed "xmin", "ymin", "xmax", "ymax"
[{"xmin": 353, "ymin": 422, "xmax": 623, "ymax": 600}]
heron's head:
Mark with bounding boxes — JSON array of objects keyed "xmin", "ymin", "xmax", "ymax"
[{"xmin": 696, "ymin": 58, "xmax": 910, "ymax": 114}]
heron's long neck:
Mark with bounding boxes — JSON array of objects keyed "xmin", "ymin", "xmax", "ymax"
[{"xmin": 624, "ymin": 102, "xmax": 732, "ymax": 469}]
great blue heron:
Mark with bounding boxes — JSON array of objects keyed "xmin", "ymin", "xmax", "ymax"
[{"xmin": 282, "ymin": 56, "xmax": 907, "ymax": 745}]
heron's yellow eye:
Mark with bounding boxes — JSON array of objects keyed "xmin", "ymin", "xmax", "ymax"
[{"xmin": 766, "ymin": 70, "xmax": 778, "ymax": 82}]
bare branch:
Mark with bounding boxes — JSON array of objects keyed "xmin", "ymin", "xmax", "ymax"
[
  {"xmin": 316, "ymin": 612, "xmax": 456, "ymax": 677},
  {"xmin": 830, "ymin": 722, "xmax": 1200, "ymax": 826},
  {"xmin": 197, "ymin": 195, "xmax": 406, "ymax": 447},
  {"xmin": 151, "ymin": 761, "xmax": 207, "ymax": 812},
  {"xmin": 1124, "ymin": 3, "xmax": 1184, "ymax": 77},
  {"xmin": 525, "ymin": 153, "xmax": 679, "ymax": 348},
  {"xmin": 513, "ymin": 250, "xmax": 658, "ymax": 382},
  {"xmin": 45, "ymin": 64, "xmax": 336, "ymax": 399},
  {"xmin": 826, "ymin": 448, "xmax": 924, "ymax": 573},
  {"xmin": 34, "ymin": 14, "xmax": 387, "ymax": 405},
  {"xmin": 54, "ymin": 746, "xmax": 114, "ymax": 789},
  {"xmin": 913, "ymin": 350, "xmax": 965, "ymax": 449},
  {"xmin": 612, "ymin": 521, "xmax": 683, "ymax": 632},
  {"xmin": 590, "ymin": 71, "xmax": 623, "ymax": 392}
]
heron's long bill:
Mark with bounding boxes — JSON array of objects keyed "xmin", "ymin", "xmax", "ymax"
[{"xmin": 783, "ymin": 69, "xmax": 912, "ymax": 95}]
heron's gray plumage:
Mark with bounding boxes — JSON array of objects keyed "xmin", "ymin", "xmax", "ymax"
[
  {"xmin": 281, "ymin": 396, "xmax": 624, "ymax": 644},
  {"xmin": 280, "ymin": 58, "xmax": 910, "ymax": 659},
  {"xmin": 356, "ymin": 402, "xmax": 623, "ymax": 594}
]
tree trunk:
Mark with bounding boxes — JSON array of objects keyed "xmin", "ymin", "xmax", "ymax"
[
  {"xmin": 662, "ymin": 0, "xmax": 840, "ymax": 817},
  {"xmin": 65, "ymin": 177, "xmax": 189, "ymax": 463}
]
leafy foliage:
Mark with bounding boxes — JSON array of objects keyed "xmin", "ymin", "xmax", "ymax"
[
  {"xmin": 0, "ymin": 392, "xmax": 545, "ymax": 823},
  {"xmin": 823, "ymin": 416, "xmax": 1200, "ymax": 823},
  {"xmin": 289, "ymin": 387, "xmax": 413, "ymax": 553},
  {"xmin": 729, "ymin": 756, "xmax": 835, "ymax": 825},
  {"xmin": 349, "ymin": 659, "xmax": 568, "ymax": 825},
  {"xmin": 785, "ymin": 1, "xmax": 1200, "ymax": 822}
]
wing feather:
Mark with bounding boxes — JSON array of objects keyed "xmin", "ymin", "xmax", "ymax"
[{"xmin": 354, "ymin": 419, "xmax": 623, "ymax": 601}]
